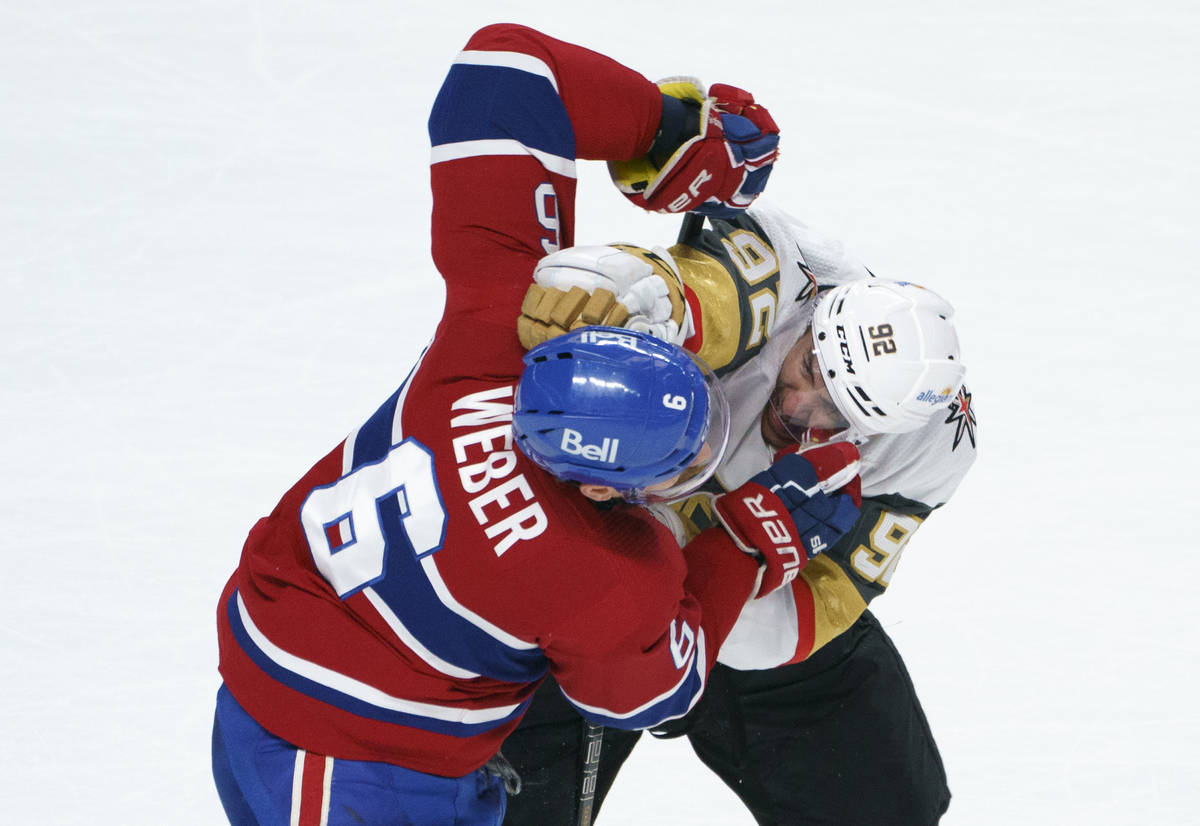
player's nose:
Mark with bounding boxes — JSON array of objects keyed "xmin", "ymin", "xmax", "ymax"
[{"xmin": 776, "ymin": 387, "xmax": 812, "ymax": 420}]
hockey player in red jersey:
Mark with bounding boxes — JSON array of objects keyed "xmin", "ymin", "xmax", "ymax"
[
  {"xmin": 502, "ymin": 213, "xmax": 977, "ymax": 821},
  {"xmin": 210, "ymin": 24, "xmax": 860, "ymax": 826}
]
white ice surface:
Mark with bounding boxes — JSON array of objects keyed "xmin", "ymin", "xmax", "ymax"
[{"xmin": 3, "ymin": 2, "xmax": 1198, "ymax": 823}]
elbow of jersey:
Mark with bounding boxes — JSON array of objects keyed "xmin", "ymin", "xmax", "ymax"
[
  {"xmin": 565, "ymin": 681, "xmax": 701, "ymax": 731},
  {"xmin": 575, "ymin": 698, "xmax": 694, "ymax": 731}
]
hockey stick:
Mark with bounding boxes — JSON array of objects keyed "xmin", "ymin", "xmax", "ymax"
[
  {"xmin": 570, "ymin": 212, "xmax": 706, "ymax": 826},
  {"xmin": 677, "ymin": 211, "xmax": 705, "ymax": 246},
  {"xmin": 575, "ymin": 722, "xmax": 605, "ymax": 826}
]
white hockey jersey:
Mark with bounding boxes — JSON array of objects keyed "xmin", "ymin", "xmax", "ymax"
[{"xmin": 659, "ymin": 202, "xmax": 979, "ymax": 669}]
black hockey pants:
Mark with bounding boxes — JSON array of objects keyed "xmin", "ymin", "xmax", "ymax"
[{"xmin": 500, "ymin": 611, "xmax": 950, "ymax": 825}]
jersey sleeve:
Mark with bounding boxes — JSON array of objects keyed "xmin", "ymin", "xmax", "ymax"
[
  {"xmin": 543, "ymin": 524, "xmax": 760, "ymax": 729},
  {"xmin": 670, "ymin": 212, "xmax": 802, "ymax": 375},
  {"xmin": 667, "ymin": 204, "xmax": 881, "ymax": 384},
  {"xmin": 716, "ymin": 492, "xmax": 934, "ymax": 669},
  {"xmin": 669, "ymin": 207, "xmax": 870, "ymax": 376},
  {"xmin": 626, "ymin": 486, "xmax": 933, "ymax": 672},
  {"xmin": 429, "ymin": 24, "xmax": 662, "ymax": 333},
  {"xmin": 714, "ymin": 395, "xmax": 980, "ymax": 669}
]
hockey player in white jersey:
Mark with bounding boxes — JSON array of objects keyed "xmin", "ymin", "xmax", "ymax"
[{"xmin": 502, "ymin": 203, "xmax": 977, "ymax": 825}]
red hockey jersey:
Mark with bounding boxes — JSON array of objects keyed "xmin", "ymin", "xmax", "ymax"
[{"xmin": 216, "ymin": 24, "xmax": 759, "ymax": 779}]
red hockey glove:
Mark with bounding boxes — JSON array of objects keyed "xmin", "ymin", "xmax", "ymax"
[
  {"xmin": 609, "ymin": 79, "xmax": 780, "ymax": 217},
  {"xmin": 714, "ymin": 442, "xmax": 861, "ymax": 599},
  {"xmin": 773, "ymin": 440, "xmax": 863, "ymax": 508}
]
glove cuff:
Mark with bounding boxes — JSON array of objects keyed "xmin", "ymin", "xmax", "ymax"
[
  {"xmin": 713, "ymin": 483, "xmax": 803, "ymax": 558},
  {"xmin": 649, "ymin": 93, "xmax": 702, "ymax": 169},
  {"xmin": 714, "ymin": 482, "xmax": 806, "ymax": 599},
  {"xmin": 712, "ymin": 501, "xmax": 772, "ymax": 601}
]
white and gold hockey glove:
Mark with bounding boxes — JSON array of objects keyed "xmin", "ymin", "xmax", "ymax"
[{"xmin": 517, "ymin": 244, "xmax": 694, "ymax": 349}]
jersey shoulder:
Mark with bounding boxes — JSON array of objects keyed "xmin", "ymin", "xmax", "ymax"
[
  {"xmin": 671, "ymin": 211, "xmax": 810, "ymax": 374},
  {"xmin": 746, "ymin": 202, "xmax": 871, "ymax": 290},
  {"xmin": 672, "ymin": 205, "xmax": 875, "ymax": 376},
  {"xmin": 861, "ymin": 385, "xmax": 979, "ymax": 507}
]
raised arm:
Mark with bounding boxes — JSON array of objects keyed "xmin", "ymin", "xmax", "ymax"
[
  {"xmin": 429, "ymin": 24, "xmax": 779, "ymax": 343},
  {"xmin": 428, "ymin": 24, "xmax": 663, "ymax": 332}
]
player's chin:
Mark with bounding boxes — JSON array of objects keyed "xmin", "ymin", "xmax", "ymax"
[{"xmin": 760, "ymin": 403, "xmax": 804, "ymax": 450}]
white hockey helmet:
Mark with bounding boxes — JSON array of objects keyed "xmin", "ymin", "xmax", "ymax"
[{"xmin": 811, "ymin": 280, "xmax": 965, "ymax": 436}]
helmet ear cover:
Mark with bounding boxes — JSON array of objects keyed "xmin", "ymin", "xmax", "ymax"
[
  {"xmin": 811, "ymin": 280, "xmax": 966, "ymax": 437},
  {"xmin": 513, "ymin": 327, "xmax": 730, "ymax": 503}
]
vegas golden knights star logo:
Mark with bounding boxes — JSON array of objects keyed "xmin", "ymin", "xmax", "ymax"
[{"xmin": 944, "ymin": 387, "xmax": 976, "ymax": 450}]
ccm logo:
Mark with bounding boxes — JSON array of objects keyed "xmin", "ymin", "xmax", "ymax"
[
  {"xmin": 560, "ymin": 429, "xmax": 619, "ymax": 463},
  {"xmin": 742, "ymin": 493, "xmax": 802, "ymax": 584},
  {"xmin": 835, "ymin": 325, "xmax": 856, "ymax": 375}
]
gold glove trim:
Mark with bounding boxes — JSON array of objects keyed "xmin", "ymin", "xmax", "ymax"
[
  {"xmin": 609, "ymin": 244, "xmax": 688, "ymax": 330},
  {"xmin": 516, "ymin": 285, "xmax": 629, "ymax": 350}
]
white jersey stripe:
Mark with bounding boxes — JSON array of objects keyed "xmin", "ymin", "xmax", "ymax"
[
  {"xmin": 391, "ymin": 343, "xmax": 430, "ymax": 446},
  {"xmin": 453, "ymin": 49, "xmax": 559, "ymax": 92},
  {"xmin": 236, "ymin": 592, "xmax": 519, "ymax": 723},
  {"xmin": 430, "ymin": 139, "xmax": 576, "ymax": 179}
]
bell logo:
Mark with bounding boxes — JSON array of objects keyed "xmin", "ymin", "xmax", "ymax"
[{"xmin": 561, "ymin": 429, "xmax": 620, "ymax": 463}]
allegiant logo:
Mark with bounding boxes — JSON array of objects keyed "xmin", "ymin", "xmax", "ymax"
[
  {"xmin": 560, "ymin": 429, "xmax": 620, "ymax": 463},
  {"xmin": 916, "ymin": 389, "xmax": 952, "ymax": 405}
]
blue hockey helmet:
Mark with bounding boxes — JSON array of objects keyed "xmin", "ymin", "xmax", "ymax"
[{"xmin": 513, "ymin": 327, "xmax": 730, "ymax": 503}]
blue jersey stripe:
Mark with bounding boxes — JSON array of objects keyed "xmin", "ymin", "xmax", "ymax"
[
  {"xmin": 226, "ymin": 591, "xmax": 532, "ymax": 737},
  {"xmin": 340, "ymin": 386, "xmax": 549, "ymax": 683},
  {"xmin": 352, "ymin": 386, "xmax": 403, "ymax": 469},
  {"xmin": 373, "ymin": 492, "xmax": 550, "ymax": 682},
  {"xmin": 574, "ymin": 665, "xmax": 703, "ymax": 730},
  {"xmin": 563, "ymin": 634, "xmax": 708, "ymax": 730},
  {"xmin": 428, "ymin": 63, "xmax": 574, "ymax": 161}
]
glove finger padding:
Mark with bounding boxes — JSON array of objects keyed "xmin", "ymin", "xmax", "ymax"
[
  {"xmin": 695, "ymin": 84, "xmax": 780, "ymax": 215},
  {"xmin": 714, "ymin": 443, "xmax": 861, "ymax": 599},
  {"xmin": 609, "ymin": 80, "xmax": 780, "ymax": 217},
  {"xmin": 517, "ymin": 284, "xmax": 631, "ymax": 349},
  {"xmin": 516, "ymin": 245, "xmax": 691, "ymax": 349}
]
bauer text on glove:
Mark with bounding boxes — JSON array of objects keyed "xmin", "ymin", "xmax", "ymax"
[{"xmin": 714, "ymin": 442, "xmax": 861, "ymax": 599}]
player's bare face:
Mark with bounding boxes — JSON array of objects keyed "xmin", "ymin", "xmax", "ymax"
[{"xmin": 760, "ymin": 328, "xmax": 848, "ymax": 449}]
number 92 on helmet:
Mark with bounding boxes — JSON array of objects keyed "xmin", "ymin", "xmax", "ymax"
[{"xmin": 513, "ymin": 327, "xmax": 730, "ymax": 504}]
